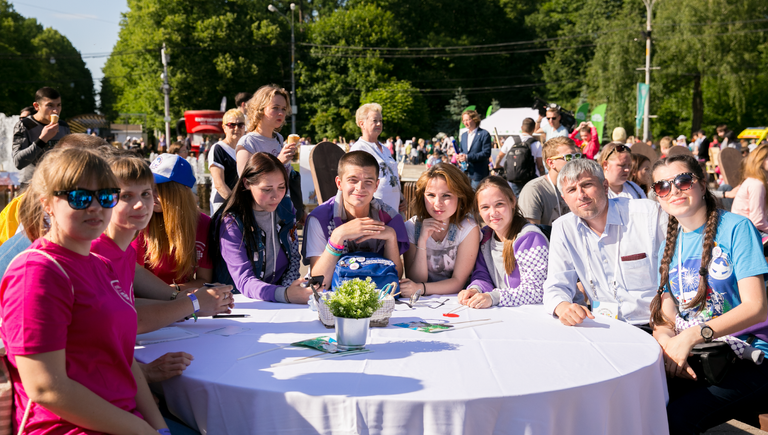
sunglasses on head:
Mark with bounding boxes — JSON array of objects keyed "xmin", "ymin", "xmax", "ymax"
[
  {"xmin": 224, "ymin": 122, "xmax": 245, "ymax": 129},
  {"xmin": 604, "ymin": 144, "xmax": 631, "ymax": 161},
  {"xmin": 551, "ymin": 153, "xmax": 582, "ymax": 162},
  {"xmin": 53, "ymin": 188, "xmax": 121, "ymax": 210},
  {"xmin": 651, "ymin": 172, "xmax": 697, "ymax": 198}
]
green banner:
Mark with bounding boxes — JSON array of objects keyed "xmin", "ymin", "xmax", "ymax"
[
  {"xmin": 486, "ymin": 105, "xmax": 494, "ymax": 119},
  {"xmin": 636, "ymin": 83, "xmax": 649, "ymax": 133},
  {"xmin": 591, "ymin": 104, "xmax": 608, "ymax": 143},
  {"xmin": 575, "ymin": 103, "xmax": 590, "ymax": 124},
  {"xmin": 460, "ymin": 105, "xmax": 476, "ymax": 129}
]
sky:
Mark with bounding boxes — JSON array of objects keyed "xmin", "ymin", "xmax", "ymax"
[{"xmin": 10, "ymin": 0, "xmax": 129, "ymax": 99}]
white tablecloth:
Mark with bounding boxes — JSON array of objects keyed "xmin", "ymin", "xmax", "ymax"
[{"xmin": 135, "ymin": 296, "xmax": 669, "ymax": 435}]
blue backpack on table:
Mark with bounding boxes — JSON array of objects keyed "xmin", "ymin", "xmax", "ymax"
[{"xmin": 331, "ymin": 252, "xmax": 399, "ymax": 296}]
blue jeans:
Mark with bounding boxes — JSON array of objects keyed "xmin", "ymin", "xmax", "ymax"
[
  {"xmin": 509, "ymin": 182, "xmax": 523, "ymax": 198},
  {"xmin": 666, "ymin": 358, "xmax": 768, "ymax": 434}
]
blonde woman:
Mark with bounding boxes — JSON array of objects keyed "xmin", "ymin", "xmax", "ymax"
[
  {"xmin": 732, "ymin": 144, "xmax": 768, "ymax": 237},
  {"xmin": 132, "ymin": 154, "xmax": 212, "ymax": 290},
  {"xmin": 1, "ymin": 148, "xmax": 167, "ymax": 434},
  {"xmin": 235, "ymin": 84, "xmax": 294, "ymax": 176},
  {"xmin": 350, "ymin": 103, "xmax": 401, "ymax": 211},
  {"xmin": 210, "ymin": 109, "xmax": 246, "ymax": 214}
]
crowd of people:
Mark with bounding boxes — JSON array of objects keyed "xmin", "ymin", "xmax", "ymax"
[{"xmin": 3, "ymin": 84, "xmax": 768, "ymax": 434}]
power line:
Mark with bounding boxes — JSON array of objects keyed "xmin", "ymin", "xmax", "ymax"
[{"xmin": 10, "ymin": 1, "xmax": 120, "ymax": 25}]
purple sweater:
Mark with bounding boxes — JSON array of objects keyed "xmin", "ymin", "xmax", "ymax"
[
  {"xmin": 218, "ymin": 214, "xmax": 300, "ymax": 301},
  {"xmin": 468, "ymin": 225, "xmax": 549, "ymax": 306}
]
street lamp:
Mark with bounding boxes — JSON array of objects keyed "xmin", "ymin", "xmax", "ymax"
[{"xmin": 268, "ymin": 3, "xmax": 297, "ymax": 135}]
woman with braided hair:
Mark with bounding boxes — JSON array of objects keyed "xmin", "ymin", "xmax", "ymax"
[{"xmin": 650, "ymin": 154, "xmax": 768, "ymax": 434}]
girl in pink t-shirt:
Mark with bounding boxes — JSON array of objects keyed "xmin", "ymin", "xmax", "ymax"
[
  {"xmin": 0, "ymin": 148, "xmax": 167, "ymax": 434},
  {"xmin": 732, "ymin": 144, "xmax": 768, "ymax": 237}
]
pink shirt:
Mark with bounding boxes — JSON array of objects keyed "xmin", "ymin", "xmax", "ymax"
[
  {"xmin": 732, "ymin": 177, "xmax": 768, "ymax": 233},
  {"xmin": 132, "ymin": 212, "xmax": 212, "ymax": 284},
  {"xmin": 0, "ymin": 239, "xmax": 140, "ymax": 434},
  {"xmin": 91, "ymin": 233, "xmax": 137, "ymax": 302}
]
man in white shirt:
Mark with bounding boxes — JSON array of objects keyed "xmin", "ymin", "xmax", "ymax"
[
  {"xmin": 535, "ymin": 104, "xmax": 569, "ymax": 144},
  {"xmin": 543, "ymin": 159, "xmax": 666, "ymax": 328}
]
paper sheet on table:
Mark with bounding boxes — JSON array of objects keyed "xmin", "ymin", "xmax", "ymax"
[{"xmin": 136, "ymin": 327, "xmax": 199, "ymax": 345}]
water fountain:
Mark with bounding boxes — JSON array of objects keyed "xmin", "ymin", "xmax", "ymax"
[{"xmin": 0, "ymin": 113, "xmax": 20, "ymax": 173}]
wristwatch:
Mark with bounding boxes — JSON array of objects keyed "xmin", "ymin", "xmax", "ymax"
[{"xmin": 700, "ymin": 323, "xmax": 714, "ymax": 343}]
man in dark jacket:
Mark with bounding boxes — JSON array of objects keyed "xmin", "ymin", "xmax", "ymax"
[
  {"xmin": 459, "ymin": 109, "xmax": 492, "ymax": 189},
  {"xmin": 13, "ymin": 87, "xmax": 70, "ymax": 190}
]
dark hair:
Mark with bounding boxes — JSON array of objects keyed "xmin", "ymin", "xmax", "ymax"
[
  {"xmin": 235, "ymin": 92, "xmax": 253, "ymax": 108},
  {"xmin": 34, "ymin": 87, "xmax": 60, "ymax": 103},
  {"xmin": 20, "ymin": 106, "xmax": 36, "ymax": 117},
  {"xmin": 338, "ymin": 150, "xmax": 380, "ymax": 179},
  {"xmin": 212, "ymin": 152, "xmax": 289, "ymax": 281},
  {"xmin": 475, "ymin": 176, "xmax": 528, "ymax": 275},
  {"xmin": 629, "ymin": 153, "xmax": 651, "ymax": 194},
  {"xmin": 649, "ymin": 154, "xmax": 720, "ymax": 328},
  {"xmin": 223, "ymin": 152, "xmax": 287, "ymax": 218},
  {"xmin": 411, "ymin": 163, "xmax": 475, "ymax": 228},
  {"xmin": 521, "ymin": 118, "xmax": 535, "ymax": 134},
  {"xmin": 168, "ymin": 141, "xmax": 185, "ymax": 154}
]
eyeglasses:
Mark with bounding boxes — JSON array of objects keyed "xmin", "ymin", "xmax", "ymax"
[
  {"xmin": 224, "ymin": 122, "xmax": 245, "ymax": 129},
  {"xmin": 551, "ymin": 153, "xmax": 582, "ymax": 162},
  {"xmin": 53, "ymin": 188, "xmax": 121, "ymax": 210},
  {"xmin": 651, "ymin": 173, "xmax": 697, "ymax": 198},
  {"xmin": 604, "ymin": 144, "xmax": 631, "ymax": 161}
]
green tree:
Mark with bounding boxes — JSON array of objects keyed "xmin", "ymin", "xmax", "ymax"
[
  {"xmin": 298, "ymin": 3, "xmax": 405, "ymax": 139},
  {"xmin": 0, "ymin": 0, "xmax": 95, "ymax": 117},
  {"xmin": 102, "ymin": 0, "xmax": 285, "ymax": 131},
  {"xmin": 360, "ymin": 80, "xmax": 429, "ymax": 138}
]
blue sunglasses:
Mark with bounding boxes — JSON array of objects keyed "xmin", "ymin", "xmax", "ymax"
[{"xmin": 53, "ymin": 188, "xmax": 121, "ymax": 210}]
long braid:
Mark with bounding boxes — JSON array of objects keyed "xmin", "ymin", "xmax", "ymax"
[
  {"xmin": 650, "ymin": 215, "xmax": 679, "ymax": 328},
  {"xmin": 687, "ymin": 193, "xmax": 719, "ymax": 313}
]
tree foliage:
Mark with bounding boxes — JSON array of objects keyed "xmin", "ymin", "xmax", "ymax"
[
  {"xmin": 101, "ymin": 0, "xmax": 285, "ymax": 130},
  {"xmin": 0, "ymin": 0, "xmax": 95, "ymax": 117},
  {"xmin": 360, "ymin": 80, "xmax": 428, "ymax": 138}
]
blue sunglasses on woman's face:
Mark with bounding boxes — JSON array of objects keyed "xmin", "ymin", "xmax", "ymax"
[{"xmin": 53, "ymin": 188, "xmax": 121, "ymax": 210}]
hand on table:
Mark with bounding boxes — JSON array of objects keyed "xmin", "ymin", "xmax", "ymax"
[
  {"xmin": 141, "ymin": 351, "xmax": 193, "ymax": 383},
  {"xmin": 554, "ymin": 302, "xmax": 594, "ymax": 326},
  {"xmin": 458, "ymin": 288, "xmax": 479, "ymax": 305},
  {"xmin": 194, "ymin": 283, "xmax": 234, "ymax": 316},
  {"xmin": 286, "ymin": 278, "xmax": 311, "ymax": 304},
  {"xmin": 465, "ymin": 291, "xmax": 492, "ymax": 309},
  {"xmin": 398, "ymin": 278, "xmax": 422, "ymax": 298}
]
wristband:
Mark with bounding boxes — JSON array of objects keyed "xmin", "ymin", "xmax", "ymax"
[
  {"xmin": 325, "ymin": 244, "xmax": 342, "ymax": 256},
  {"xmin": 421, "ymin": 282, "xmax": 427, "ymax": 297},
  {"xmin": 328, "ymin": 239, "xmax": 344, "ymax": 251},
  {"xmin": 158, "ymin": 429, "xmax": 172, "ymax": 435},
  {"xmin": 187, "ymin": 293, "xmax": 200, "ymax": 322}
]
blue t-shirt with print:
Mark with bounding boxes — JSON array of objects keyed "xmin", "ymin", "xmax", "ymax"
[{"xmin": 659, "ymin": 210, "xmax": 768, "ymax": 353}]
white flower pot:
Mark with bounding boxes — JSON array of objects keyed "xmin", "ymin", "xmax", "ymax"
[{"xmin": 335, "ymin": 317, "xmax": 370, "ymax": 351}]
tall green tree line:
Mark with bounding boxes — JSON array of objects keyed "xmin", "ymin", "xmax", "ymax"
[{"xmin": 0, "ymin": 0, "xmax": 95, "ymax": 118}]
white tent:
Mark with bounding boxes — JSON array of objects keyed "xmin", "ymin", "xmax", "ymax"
[{"xmin": 478, "ymin": 108, "xmax": 541, "ymax": 136}]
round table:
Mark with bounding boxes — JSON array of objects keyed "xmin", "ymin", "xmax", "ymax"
[{"xmin": 134, "ymin": 295, "xmax": 669, "ymax": 435}]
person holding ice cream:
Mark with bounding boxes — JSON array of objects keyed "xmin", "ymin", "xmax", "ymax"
[{"xmin": 12, "ymin": 86, "xmax": 71, "ymax": 191}]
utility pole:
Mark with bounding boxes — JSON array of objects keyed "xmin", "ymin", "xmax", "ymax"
[
  {"xmin": 269, "ymin": 3, "xmax": 297, "ymax": 135},
  {"xmin": 640, "ymin": 0, "xmax": 659, "ymax": 142},
  {"xmin": 161, "ymin": 43, "xmax": 171, "ymax": 143}
]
